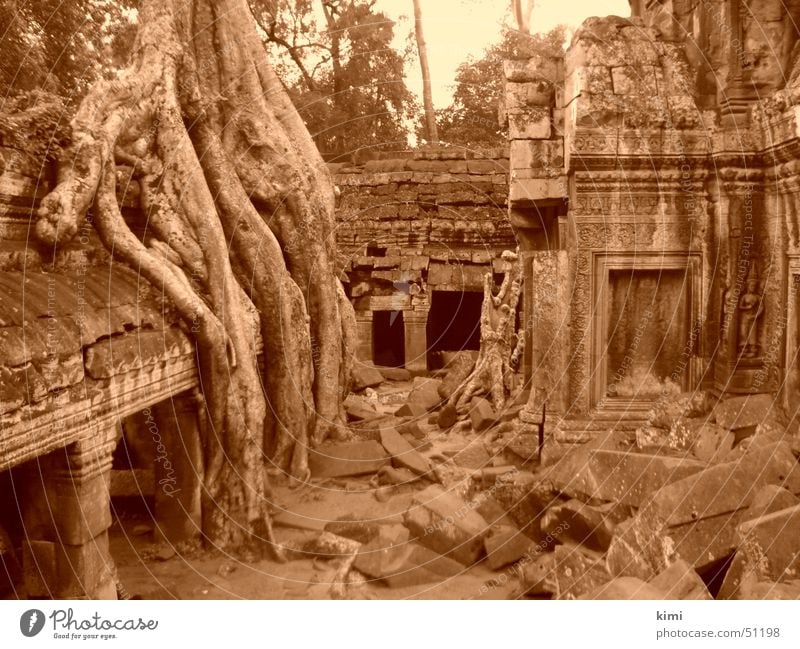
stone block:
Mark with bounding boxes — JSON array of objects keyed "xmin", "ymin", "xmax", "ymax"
[
  {"xmin": 403, "ymin": 484, "xmax": 489, "ymax": 565},
  {"xmin": 469, "ymin": 397, "xmax": 497, "ymax": 432},
  {"xmin": 508, "ymin": 111, "xmax": 552, "ymax": 139},
  {"xmin": 378, "ymin": 366, "xmax": 411, "ymax": 382},
  {"xmin": 437, "ymin": 403, "xmax": 458, "ymax": 429},
  {"xmin": 308, "ymin": 441, "xmax": 389, "ymax": 478},
  {"xmin": 648, "ymin": 559, "xmax": 711, "ymax": 600},
  {"xmin": 407, "ymin": 377, "xmax": 443, "ymax": 411},
  {"xmin": 691, "ymin": 423, "xmax": 735, "ymax": 462},
  {"xmin": 437, "ymin": 352, "xmax": 476, "ymax": 399},
  {"xmin": 503, "ymin": 57, "xmax": 560, "ymax": 83},
  {"xmin": 54, "ymin": 531, "xmax": 116, "ymax": 599},
  {"xmin": 379, "ymin": 427, "xmax": 431, "ymax": 477},
  {"xmin": 579, "ymin": 576, "xmax": 665, "ymax": 600},
  {"xmin": 343, "ymin": 394, "xmax": 379, "ymax": 421},
  {"xmin": 350, "ymin": 362, "xmax": 385, "ymax": 391},
  {"xmin": 541, "ymin": 499, "xmax": 617, "ymax": 552},
  {"xmin": 505, "ymin": 80, "xmax": 555, "ymax": 110},
  {"xmin": 713, "ymin": 394, "xmax": 778, "ymax": 430},
  {"xmin": 394, "ymin": 402, "xmax": 428, "ymax": 419},
  {"xmin": 509, "ymin": 177, "xmax": 566, "ymax": 204},
  {"xmin": 647, "ymin": 390, "xmax": 715, "ymax": 429},
  {"xmin": 483, "ymin": 526, "xmax": 534, "ymax": 570},
  {"xmin": 354, "ymin": 526, "xmax": 463, "ymax": 587},
  {"xmin": 550, "ymin": 449, "xmax": 706, "ymax": 507}
]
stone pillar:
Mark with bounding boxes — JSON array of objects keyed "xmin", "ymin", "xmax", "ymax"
[
  {"xmin": 403, "ymin": 307, "xmax": 430, "ymax": 375},
  {"xmin": 150, "ymin": 391, "xmax": 203, "ymax": 545},
  {"xmin": 22, "ymin": 425, "xmax": 120, "ymax": 599},
  {"xmin": 354, "ymin": 311, "xmax": 374, "ymax": 362}
]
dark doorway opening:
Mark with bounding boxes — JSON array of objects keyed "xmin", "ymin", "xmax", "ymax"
[
  {"xmin": 426, "ymin": 290, "xmax": 483, "ymax": 369},
  {"xmin": 373, "ymin": 310, "xmax": 405, "ymax": 367}
]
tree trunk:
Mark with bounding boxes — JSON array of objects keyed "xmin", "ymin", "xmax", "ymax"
[
  {"xmin": 35, "ymin": 0, "xmax": 355, "ymax": 553},
  {"xmin": 412, "ymin": 0, "xmax": 438, "ymax": 142},
  {"xmin": 449, "ymin": 250, "xmax": 523, "ymax": 412}
]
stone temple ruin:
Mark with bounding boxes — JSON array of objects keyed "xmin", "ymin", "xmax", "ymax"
[{"xmin": 1, "ymin": 0, "xmax": 800, "ymax": 600}]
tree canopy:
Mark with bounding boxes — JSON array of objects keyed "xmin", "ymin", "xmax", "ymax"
[{"xmin": 436, "ymin": 25, "xmax": 566, "ymax": 149}]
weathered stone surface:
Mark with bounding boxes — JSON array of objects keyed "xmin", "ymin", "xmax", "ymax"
[
  {"xmin": 647, "ymin": 391, "xmax": 715, "ymax": 429},
  {"xmin": 84, "ymin": 329, "xmax": 188, "ymax": 379},
  {"xmin": 746, "ymin": 485, "xmax": 800, "ymax": 521},
  {"xmin": 22, "ymin": 540, "xmax": 56, "ymax": 598},
  {"xmin": 550, "ymin": 449, "xmax": 706, "ymax": 507},
  {"xmin": 713, "ymin": 394, "xmax": 778, "ymax": 430},
  {"xmin": 407, "ymin": 377, "xmax": 443, "ymax": 411},
  {"xmin": 394, "ymin": 402, "xmax": 428, "ymax": 418},
  {"xmin": 350, "ymin": 362, "xmax": 385, "ymax": 391},
  {"xmin": 377, "ymin": 465, "xmax": 419, "ymax": 485},
  {"xmin": 483, "ymin": 526, "xmax": 534, "ymax": 570},
  {"xmin": 648, "ymin": 559, "xmax": 711, "ymax": 600},
  {"xmin": 343, "ymin": 394, "xmax": 379, "ymax": 421},
  {"xmin": 377, "ymin": 366, "xmax": 411, "ymax": 382},
  {"xmin": 541, "ymin": 499, "xmax": 618, "ymax": 552},
  {"xmin": 379, "ymin": 427, "xmax": 431, "ymax": 476},
  {"xmin": 721, "ymin": 505, "xmax": 800, "ymax": 599},
  {"xmin": 54, "ymin": 531, "xmax": 116, "ymax": 599},
  {"xmin": 522, "ymin": 544, "xmax": 611, "ymax": 599},
  {"xmin": 272, "ymin": 510, "xmax": 327, "ymax": 532},
  {"xmin": 607, "ymin": 442, "xmax": 800, "ymax": 579},
  {"xmin": 324, "ymin": 519, "xmax": 381, "ymax": 545},
  {"xmin": 403, "ymin": 484, "xmax": 489, "ymax": 565},
  {"xmin": 469, "ymin": 397, "xmax": 497, "ymax": 432},
  {"xmin": 692, "ymin": 423, "xmax": 735, "ymax": 462},
  {"xmin": 354, "ymin": 525, "xmax": 464, "ymax": 587},
  {"xmin": 308, "ymin": 441, "xmax": 389, "ymax": 478},
  {"xmin": 579, "ymin": 576, "xmax": 665, "ymax": 600}
]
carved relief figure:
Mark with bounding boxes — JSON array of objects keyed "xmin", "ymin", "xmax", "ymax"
[{"xmin": 737, "ymin": 275, "xmax": 764, "ymax": 358}]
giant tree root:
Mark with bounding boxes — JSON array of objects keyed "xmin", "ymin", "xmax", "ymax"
[{"xmin": 35, "ymin": 0, "xmax": 355, "ymax": 552}]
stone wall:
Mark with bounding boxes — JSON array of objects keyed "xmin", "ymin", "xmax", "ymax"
[{"xmin": 333, "ymin": 148, "xmax": 516, "ymax": 373}]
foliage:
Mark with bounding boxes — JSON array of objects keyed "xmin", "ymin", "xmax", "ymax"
[
  {"xmin": 436, "ymin": 25, "xmax": 566, "ymax": 149},
  {"xmin": 250, "ymin": 0, "xmax": 417, "ymax": 157},
  {"xmin": 0, "ymin": 0, "xmax": 138, "ymax": 104}
]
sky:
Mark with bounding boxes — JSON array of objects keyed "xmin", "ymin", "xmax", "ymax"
[{"xmin": 376, "ymin": 0, "xmax": 631, "ymax": 107}]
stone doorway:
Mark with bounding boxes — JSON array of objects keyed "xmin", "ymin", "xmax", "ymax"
[
  {"xmin": 426, "ymin": 290, "xmax": 483, "ymax": 370},
  {"xmin": 372, "ymin": 310, "xmax": 406, "ymax": 368}
]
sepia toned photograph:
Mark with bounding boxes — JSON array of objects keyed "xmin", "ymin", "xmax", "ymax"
[{"xmin": 1, "ymin": 0, "xmax": 799, "ymax": 618}]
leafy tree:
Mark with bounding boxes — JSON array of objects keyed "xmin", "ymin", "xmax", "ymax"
[
  {"xmin": 436, "ymin": 24, "xmax": 566, "ymax": 148},
  {"xmin": 250, "ymin": 0, "xmax": 416, "ymax": 156},
  {"xmin": 0, "ymin": 0, "xmax": 137, "ymax": 103}
]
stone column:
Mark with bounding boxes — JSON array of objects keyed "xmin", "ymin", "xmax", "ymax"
[
  {"xmin": 150, "ymin": 390, "xmax": 204, "ymax": 545},
  {"xmin": 403, "ymin": 307, "xmax": 430, "ymax": 375},
  {"xmin": 22, "ymin": 425, "xmax": 120, "ymax": 599},
  {"xmin": 354, "ymin": 311, "xmax": 374, "ymax": 362}
]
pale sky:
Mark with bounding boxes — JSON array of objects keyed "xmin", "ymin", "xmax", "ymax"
[{"xmin": 376, "ymin": 0, "xmax": 631, "ymax": 107}]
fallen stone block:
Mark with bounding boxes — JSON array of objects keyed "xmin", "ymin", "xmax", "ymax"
[
  {"xmin": 308, "ymin": 441, "xmax": 389, "ymax": 478},
  {"xmin": 607, "ymin": 441, "xmax": 800, "ymax": 579},
  {"xmin": 379, "ymin": 427, "xmax": 431, "ymax": 476},
  {"xmin": 549, "ymin": 449, "xmax": 706, "ymax": 507},
  {"xmin": 746, "ymin": 485, "xmax": 800, "ymax": 521},
  {"xmin": 470, "ymin": 397, "xmax": 497, "ymax": 432},
  {"xmin": 647, "ymin": 391, "xmax": 715, "ymax": 429},
  {"xmin": 719, "ymin": 504, "xmax": 800, "ymax": 599},
  {"xmin": 354, "ymin": 525, "xmax": 464, "ymax": 587},
  {"xmin": 377, "ymin": 366, "xmax": 411, "ymax": 382},
  {"xmin": 521, "ymin": 545, "xmax": 611, "ymax": 599},
  {"xmin": 579, "ymin": 576, "xmax": 666, "ymax": 600},
  {"xmin": 403, "ymin": 484, "xmax": 490, "ymax": 565},
  {"xmin": 540, "ymin": 499, "xmax": 617, "ymax": 552},
  {"xmin": 398, "ymin": 419, "xmax": 426, "ymax": 439},
  {"xmin": 713, "ymin": 393, "xmax": 777, "ymax": 431},
  {"xmin": 648, "ymin": 559, "xmax": 711, "ymax": 600},
  {"xmin": 408, "ymin": 377, "xmax": 443, "ymax": 411},
  {"xmin": 272, "ymin": 510, "xmax": 327, "ymax": 533},
  {"xmin": 692, "ymin": 423, "xmax": 734, "ymax": 462},
  {"xmin": 394, "ymin": 402, "xmax": 428, "ymax": 418},
  {"xmin": 350, "ymin": 362, "xmax": 385, "ymax": 392},
  {"xmin": 484, "ymin": 526, "xmax": 534, "ymax": 570},
  {"xmin": 343, "ymin": 394, "xmax": 379, "ymax": 422},
  {"xmin": 377, "ymin": 465, "xmax": 419, "ymax": 486},
  {"xmin": 324, "ymin": 519, "xmax": 381, "ymax": 545}
]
